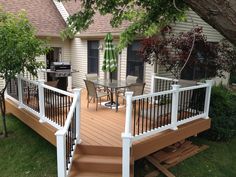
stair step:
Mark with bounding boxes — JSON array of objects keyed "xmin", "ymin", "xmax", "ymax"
[
  {"xmin": 77, "ymin": 145, "xmax": 122, "ymax": 156},
  {"xmin": 69, "ymin": 171, "xmax": 122, "ymax": 177},
  {"xmin": 73, "ymin": 154, "xmax": 122, "ymax": 173}
]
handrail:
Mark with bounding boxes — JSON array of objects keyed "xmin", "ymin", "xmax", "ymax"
[
  {"xmin": 153, "ymin": 75, "xmax": 179, "ymax": 82},
  {"xmin": 42, "ymin": 84, "xmax": 74, "ymax": 98},
  {"xmin": 179, "ymin": 83, "xmax": 208, "ymax": 91},
  {"xmin": 19, "ymin": 75, "xmax": 39, "ymax": 85},
  {"xmin": 62, "ymin": 94, "xmax": 79, "ymax": 132},
  {"xmin": 6, "ymin": 75, "xmax": 82, "ymax": 177},
  {"xmin": 132, "ymin": 89, "xmax": 174, "ymax": 100},
  {"xmin": 122, "ymin": 79, "xmax": 213, "ymax": 177},
  {"xmin": 55, "ymin": 88, "xmax": 82, "ymax": 177}
]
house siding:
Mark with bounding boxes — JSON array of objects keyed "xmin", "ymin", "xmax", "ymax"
[
  {"xmin": 1, "ymin": 38, "xmax": 71, "ymax": 90},
  {"xmin": 70, "ymin": 38, "xmax": 87, "ymax": 88},
  {"xmin": 157, "ymin": 9, "xmax": 228, "ymax": 86}
]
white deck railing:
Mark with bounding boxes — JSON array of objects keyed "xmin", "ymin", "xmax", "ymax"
[
  {"xmin": 6, "ymin": 75, "xmax": 82, "ymax": 177},
  {"xmin": 122, "ymin": 79, "xmax": 213, "ymax": 177}
]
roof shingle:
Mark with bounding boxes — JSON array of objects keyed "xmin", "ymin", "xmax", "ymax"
[
  {"xmin": 63, "ymin": 1, "xmax": 130, "ymax": 35},
  {"xmin": 0, "ymin": 0, "xmax": 66, "ymax": 37}
]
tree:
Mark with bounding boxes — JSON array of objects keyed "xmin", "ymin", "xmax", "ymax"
[
  {"xmin": 62, "ymin": 0, "xmax": 236, "ymax": 48},
  {"xmin": 184, "ymin": 0, "xmax": 236, "ymax": 46},
  {"xmin": 138, "ymin": 27, "xmax": 236, "ymax": 79},
  {"xmin": 61, "ymin": 0, "xmax": 188, "ymax": 50},
  {"xmin": 0, "ymin": 9, "xmax": 49, "ymax": 137}
]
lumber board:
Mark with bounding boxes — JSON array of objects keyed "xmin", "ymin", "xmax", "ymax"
[{"xmin": 146, "ymin": 156, "xmax": 175, "ymax": 177}]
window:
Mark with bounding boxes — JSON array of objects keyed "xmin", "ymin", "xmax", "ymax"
[
  {"xmin": 127, "ymin": 41, "xmax": 144, "ymax": 82},
  {"xmin": 88, "ymin": 41, "xmax": 99, "ymax": 74},
  {"xmin": 181, "ymin": 42, "xmax": 217, "ymax": 80},
  {"xmin": 46, "ymin": 47, "xmax": 62, "ymax": 69}
]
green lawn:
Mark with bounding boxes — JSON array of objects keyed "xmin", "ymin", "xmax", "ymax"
[
  {"xmin": 0, "ymin": 115, "xmax": 57, "ymax": 177},
  {"xmin": 1, "ymin": 115, "xmax": 236, "ymax": 177},
  {"xmin": 135, "ymin": 137, "xmax": 236, "ymax": 177}
]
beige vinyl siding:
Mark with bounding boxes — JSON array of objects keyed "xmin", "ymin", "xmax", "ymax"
[
  {"xmin": 48, "ymin": 38, "xmax": 71, "ymax": 62},
  {"xmin": 156, "ymin": 9, "xmax": 228, "ymax": 85},
  {"xmin": 71, "ymin": 38, "xmax": 87, "ymax": 88},
  {"xmin": 99, "ymin": 40, "xmax": 105, "ymax": 79},
  {"xmin": 120, "ymin": 47, "xmax": 128, "ymax": 80},
  {"xmin": 172, "ymin": 10, "xmax": 224, "ymax": 42},
  {"xmin": 0, "ymin": 79, "xmax": 5, "ymax": 90},
  {"xmin": 37, "ymin": 38, "xmax": 72, "ymax": 81},
  {"xmin": 144, "ymin": 63, "xmax": 154, "ymax": 93}
]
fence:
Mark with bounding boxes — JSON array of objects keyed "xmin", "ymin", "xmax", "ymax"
[
  {"xmin": 122, "ymin": 79, "xmax": 213, "ymax": 177},
  {"xmin": 6, "ymin": 75, "xmax": 82, "ymax": 177}
]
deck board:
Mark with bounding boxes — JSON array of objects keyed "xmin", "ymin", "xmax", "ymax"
[{"xmin": 80, "ymin": 89, "xmax": 125, "ymax": 147}]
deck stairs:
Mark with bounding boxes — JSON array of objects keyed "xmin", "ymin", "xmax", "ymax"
[{"xmin": 69, "ymin": 145, "xmax": 134, "ymax": 177}]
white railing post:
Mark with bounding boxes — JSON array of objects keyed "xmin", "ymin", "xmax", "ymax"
[
  {"xmin": 204, "ymin": 80, "xmax": 213, "ymax": 119},
  {"xmin": 171, "ymin": 85, "xmax": 181, "ymax": 130},
  {"xmin": 151, "ymin": 73, "xmax": 156, "ymax": 94},
  {"xmin": 38, "ymin": 80, "xmax": 45, "ymax": 123},
  {"xmin": 17, "ymin": 74, "xmax": 23, "ymax": 108},
  {"xmin": 122, "ymin": 91, "xmax": 133, "ymax": 177},
  {"xmin": 55, "ymin": 130, "xmax": 67, "ymax": 177},
  {"xmin": 73, "ymin": 88, "xmax": 82, "ymax": 144}
]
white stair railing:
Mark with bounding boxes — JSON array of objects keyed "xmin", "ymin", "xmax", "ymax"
[
  {"xmin": 122, "ymin": 80, "xmax": 213, "ymax": 177},
  {"xmin": 6, "ymin": 75, "xmax": 82, "ymax": 177},
  {"xmin": 55, "ymin": 88, "xmax": 82, "ymax": 177}
]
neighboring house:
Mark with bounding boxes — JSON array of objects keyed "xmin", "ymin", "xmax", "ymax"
[{"xmin": 0, "ymin": 0, "xmax": 229, "ymax": 92}]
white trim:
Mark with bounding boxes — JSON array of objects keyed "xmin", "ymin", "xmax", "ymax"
[
  {"xmin": 176, "ymin": 114, "xmax": 206, "ymax": 126},
  {"xmin": 153, "ymin": 75, "xmax": 179, "ymax": 82},
  {"xmin": 53, "ymin": 0, "xmax": 70, "ymax": 23},
  {"xmin": 132, "ymin": 124, "xmax": 173, "ymax": 142},
  {"xmin": 179, "ymin": 83, "xmax": 209, "ymax": 91},
  {"xmin": 42, "ymin": 84, "xmax": 74, "ymax": 97},
  {"xmin": 132, "ymin": 89, "xmax": 174, "ymax": 100},
  {"xmin": 20, "ymin": 76, "xmax": 38, "ymax": 85}
]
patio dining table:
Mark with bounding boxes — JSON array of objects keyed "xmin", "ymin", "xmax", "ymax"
[{"xmin": 93, "ymin": 79, "xmax": 132, "ymax": 112}]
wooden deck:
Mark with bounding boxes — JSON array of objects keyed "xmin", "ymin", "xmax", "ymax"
[
  {"xmin": 6, "ymin": 89, "xmax": 211, "ymax": 177},
  {"xmin": 80, "ymin": 89, "xmax": 126, "ymax": 147}
]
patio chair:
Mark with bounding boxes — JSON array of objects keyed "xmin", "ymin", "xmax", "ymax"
[
  {"xmin": 127, "ymin": 75, "xmax": 138, "ymax": 84},
  {"xmin": 85, "ymin": 73, "xmax": 99, "ymax": 81},
  {"xmin": 84, "ymin": 79, "xmax": 110, "ymax": 111},
  {"xmin": 117, "ymin": 75, "xmax": 139, "ymax": 96},
  {"xmin": 119, "ymin": 83, "xmax": 146, "ymax": 104},
  {"xmin": 45, "ymin": 80, "xmax": 59, "ymax": 88}
]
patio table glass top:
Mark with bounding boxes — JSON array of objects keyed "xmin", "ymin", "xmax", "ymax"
[
  {"xmin": 92, "ymin": 79, "xmax": 132, "ymax": 112},
  {"xmin": 93, "ymin": 79, "xmax": 132, "ymax": 89}
]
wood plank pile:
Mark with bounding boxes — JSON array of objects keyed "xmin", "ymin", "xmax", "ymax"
[{"xmin": 145, "ymin": 140, "xmax": 208, "ymax": 177}]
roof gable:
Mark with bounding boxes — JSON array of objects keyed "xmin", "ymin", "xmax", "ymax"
[
  {"xmin": 63, "ymin": 1, "xmax": 130, "ymax": 36},
  {"xmin": 0, "ymin": 0, "xmax": 67, "ymax": 37}
]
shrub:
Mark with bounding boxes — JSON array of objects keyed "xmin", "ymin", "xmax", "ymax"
[
  {"xmin": 202, "ymin": 86, "xmax": 236, "ymax": 141},
  {"xmin": 230, "ymin": 72, "xmax": 236, "ymax": 84}
]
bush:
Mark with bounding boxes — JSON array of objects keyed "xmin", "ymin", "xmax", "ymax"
[
  {"xmin": 202, "ymin": 86, "xmax": 236, "ymax": 141},
  {"xmin": 230, "ymin": 72, "xmax": 236, "ymax": 84}
]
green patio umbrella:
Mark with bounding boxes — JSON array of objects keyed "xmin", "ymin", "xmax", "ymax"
[{"xmin": 102, "ymin": 32, "xmax": 117, "ymax": 82}]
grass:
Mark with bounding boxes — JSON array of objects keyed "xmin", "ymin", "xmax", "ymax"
[
  {"xmin": 1, "ymin": 115, "xmax": 236, "ymax": 177},
  {"xmin": 135, "ymin": 137, "xmax": 236, "ymax": 177},
  {"xmin": 0, "ymin": 115, "xmax": 57, "ymax": 177}
]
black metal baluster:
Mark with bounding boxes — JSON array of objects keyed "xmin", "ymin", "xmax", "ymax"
[
  {"xmin": 156, "ymin": 96, "xmax": 160, "ymax": 128},
  {"xmin": 142, "ymin": 98, "xmax": 145, "ymax": 134},
  {"xmin": 137, "ymin": 99, "xmax": 141, "ymax": 135},
  {"xmin": 133, "ymin": 100, "xmax": 136, "ymax": 136},
  {"xmin": 153, "ymin": 96, "xmax": 156, "ymax": 129},
  {"xmin": 150, "ymin": 97, "xmax": 153, "ymax": 129},
  {"xmin": 145, "ymin": 98, "xmax": 148, "ymax": 132}
]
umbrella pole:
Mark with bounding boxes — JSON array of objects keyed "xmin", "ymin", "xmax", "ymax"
[{"xmin": 110, "ymin": 72, "xmax": 112, "ymax": 82}]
